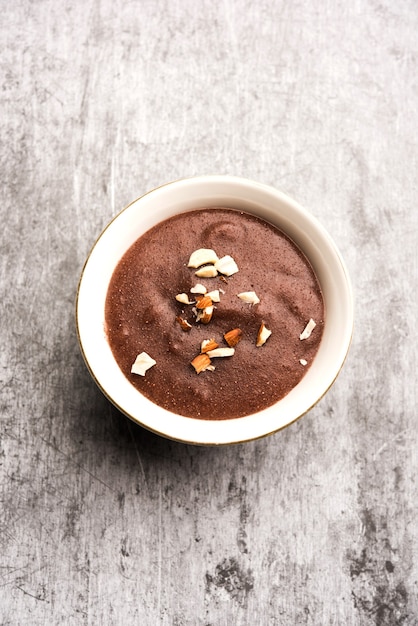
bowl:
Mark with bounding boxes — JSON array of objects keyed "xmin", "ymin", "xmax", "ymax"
[{"xmin": 76, "ymin": 176, "xmax": 353, "ymax": 445}]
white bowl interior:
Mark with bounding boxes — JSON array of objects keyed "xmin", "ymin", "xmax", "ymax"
[{"xmin": 76, "ymin": 176, "xmax": 353, "ymax": 445}]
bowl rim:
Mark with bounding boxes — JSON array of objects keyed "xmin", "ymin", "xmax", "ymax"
[{"xmin": 76, "ymin": 175, "xmax": 354, "ymax": 445}]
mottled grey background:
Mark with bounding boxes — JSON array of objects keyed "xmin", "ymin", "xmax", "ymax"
[{"xmin": 1, "ymin": 1, "xmax": 417, "ymax": 624}]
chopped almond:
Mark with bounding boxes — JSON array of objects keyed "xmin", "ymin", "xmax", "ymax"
[
  {"xmin": 201, "ymin": 339, "xmax": 219, "ymax": 353},
  {"xmin": 224, "ymin": 328, "xmax": 243, "ymax": 347},
  {"xmin": 237, "ymin": 291, "xmax": 260, "ymax": 305},
  {"xmin": 191, "ymin": 353, "xmax": 213, "ymax": 374},
  {"xmin": 190, "ymin": 283, "xmax": 207, "ymax": 294},
  {"xmin": 175, "ymin": 293, "xmax": 193, "ymax": 305},
  {"xmin": 176, "ymin": 316, "xmax": 192, "ymax": 331},
  {"xmin": 196, "ymin": 295, "xmax": 213, "ymax": 309},
  {"xmin": 214, "ymin": 255, "xmax": 239, "ymax": 276},
  {"xmin": 195, "ymin": 265, "xmax": 218, "ymax": 278},
  {"xmin": 256, "ymin": 322, "xmax": 272, "ymax": 347},
  {"xmin": 206, "ymin": 347, "xmax": 235, "ymax": 358},
  {"xmin": 207, "ymin": 289, "xmax": 221, "ymax": 302},
  {"xmin": 188, "ymin": 249, "xmax": 219, "ymax": 268},
  {"xmin": 300, "ymin": 318, "xmax": 316, "ymax": 340},
  {"xmin": 131, "ymin": 352, "xmax": 156, "ymax": 376},
  {"xmin": 198, "ymin": 306, "xmax": 213, "ymax": 324}
]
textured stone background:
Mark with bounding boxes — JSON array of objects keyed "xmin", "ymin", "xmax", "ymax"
[{"xmin": 1, "ymin": 1, "xmax": 417, "ymax": 624}]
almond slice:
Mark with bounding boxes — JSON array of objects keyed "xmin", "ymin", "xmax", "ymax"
[
  {"xmin": 206, "ymin": 347, "xmax": 235, "ymax": 358},
  {"xmin": 195, "ymin": 265, "xmax": 218, "ymax": 278},
  {"xmin": 237, "ymin": 291, "xmax": 260, "ymax": 305},
  {"xmin": 207, "ymin": 289, "xmax": 221, "ymax": 303},
  {"xmin": 176, "ymin": 316, "xmax": 192, "ymax": 331},
  {"xmin": 224, "ymin": 328, "xmax": 243, "ymax": 347},
  {"xmin": 201, "ymin": 339, "xmax": 219, "ymax": 353},
  {"xmin": 131, "ymin": 352, "xmax": 156, "ymax": 376},
  {"xmin": 188, "ymin": 249, "xmax": 219, "ymax": 268},
  {"xmin": 190, "ymin": 283, "xmax": 207, "ymax": 294},
  {"xmin": 191, "ymin": 353, "xmax": 214, "ymax": 374},
  {"xmin": 175, "ymin": 293, "xmax": 194, "ymax": 305},
  {"xmin": 256, "ymin": 322, "xmax": 272, "ymax": 347},
  {"xmin": 300, "ymin": 318, "xmax": 316, "ymax": 340},
  {"xmin": 196, "ymin": 295, "xmax": 213, "ymax": 309},
  {"xmin": 214, "ymin": 255, "xmax": 239, "ymax": 276}
]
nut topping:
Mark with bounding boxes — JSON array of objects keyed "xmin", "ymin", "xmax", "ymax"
[
  {"xmin": 201, "ymin": 339, "xmax": 219, "ymax": 353},
  {"xmin": 195, "ymin": 265, "xmax": 218, "ymax": 278},
  {"xmin": 214, "ymin": 255, "xmax": 239, "ymax": 276},
  {"xmin": 256, "ymin": 322, "xmax": 272, "ymax": 347},
  {"xmin": 197, "ymin": 305, "xmax": 213, "ymax": 324},
  {"xmin": 175, "ymin": 245, "xmax": 287, "ymax": 374},
  {"xmin": 206, "ymin": 347, "xmax": 235, "ymax": 358},
  {"xmin": 131, "ymin": 352, "xmax": 156, "ymax": 376},
  {"xmin": 207, "ymin": 289, "xmax": 221, "ymax": 302},
  {"xmin": 176, "ymin": 316, "xmax": 192, "ymax": 331},
  {"xmin": 175, "ymin": 293, "xmax": 194, "ymax": 305},
  {"xmin": 191, "ymin": 353, "xmax": 214, "ymax": 374},
  {"xmin": 300, "ymin": 318, "xmax": 316, "ymax": 340},
  {"xmin": 188, "ymin": 249, "xmax": 219, "ymax": 268},
  {"xmin": 196, "ymin": 295, "xmax": 213, "ymax": 309},
  {"xmin": 190, "ymin": 283, "xmax": 207, "ymax": 294},
  {"xmin": 224, "ymin": 328, "xmax": 243, "ymax": 347},
  {"xmin": 237, "ymin": 291, "xmax": 260, "ymax": 305}
]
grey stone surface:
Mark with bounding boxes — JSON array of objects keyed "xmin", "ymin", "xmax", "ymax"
[{"xmin": 1, "ymin": 1, "xmax": 417, "ymax": 624}]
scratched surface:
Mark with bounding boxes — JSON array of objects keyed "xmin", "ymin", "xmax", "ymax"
[{"xmin": 1, "ymin": 1, "xmax": 418, "ymax": 624}]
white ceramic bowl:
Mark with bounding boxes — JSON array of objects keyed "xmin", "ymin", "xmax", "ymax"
[{"xmin": 76, "ymin": 176, "xmax": 353, "ymax": 445}]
